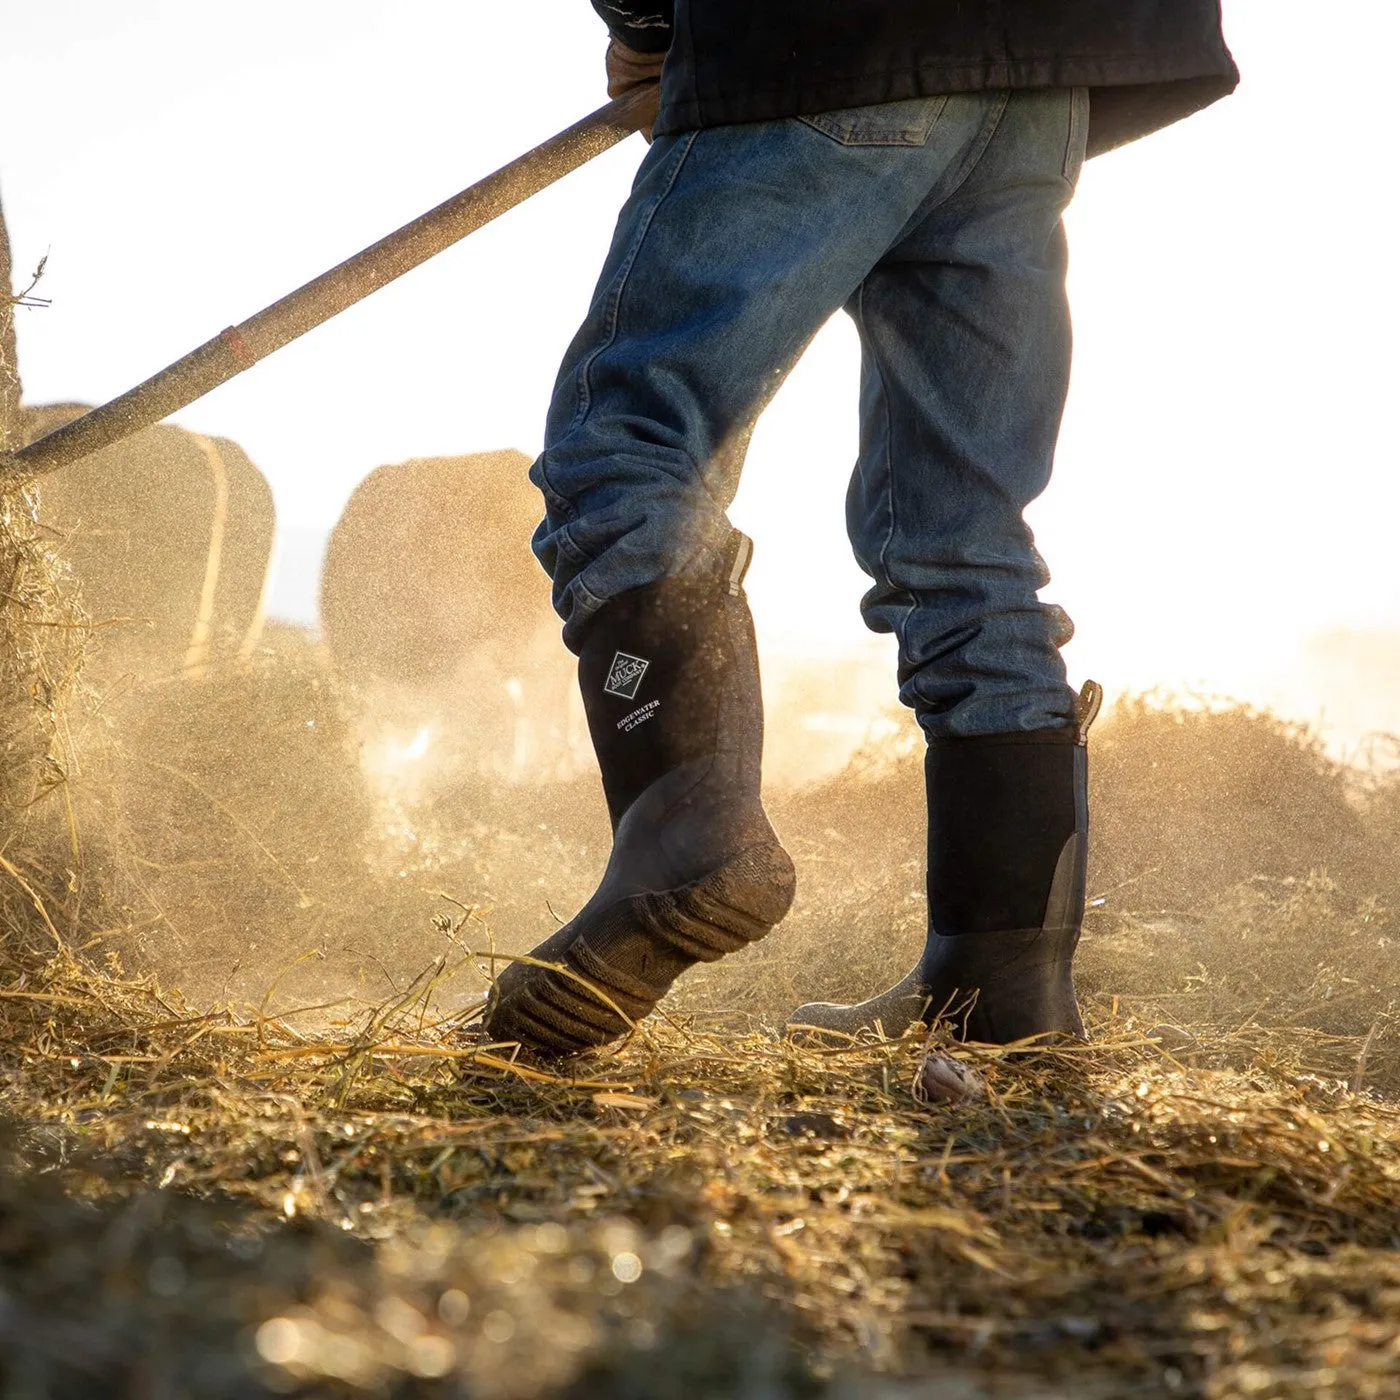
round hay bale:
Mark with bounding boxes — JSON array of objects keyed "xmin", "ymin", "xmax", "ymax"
[
  {"xmin": 321, "ymin": 452, "xmax": 582, "ymax": 780},
  {"xmin": 320, "ymin": 451, "xmax": 548, "ymax": 684},
  {"xmin": 22, "ymin": 403, "xmax": 275, "ymax": 677},
  {"xmin": 0, "ymin": 483, "xmax": 87, "ymax": 954}
]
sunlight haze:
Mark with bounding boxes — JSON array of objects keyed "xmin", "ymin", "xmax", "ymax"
[{"xmin": 3, "ymin": 0, "xmax": 1397, "ymax": 748}]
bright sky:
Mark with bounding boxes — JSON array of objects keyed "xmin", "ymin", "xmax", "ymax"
[{"xmin": 3, "ymin": 1, "xmax": 1398, "ymax": 741}]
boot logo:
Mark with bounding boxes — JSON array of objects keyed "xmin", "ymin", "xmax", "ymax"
[{"xmin": 603, "ymin": 651, "xmax": 649, "ymax": 701}]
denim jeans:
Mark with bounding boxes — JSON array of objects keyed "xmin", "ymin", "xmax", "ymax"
[{"xmin": 531, "ymin": 88, "xmax": 1088, "ymax": 737}]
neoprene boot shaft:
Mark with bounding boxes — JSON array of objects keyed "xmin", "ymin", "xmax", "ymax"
[
  {"xmin": 487, "ymin": 536, "xmax": 794, "ymax": 1055},
  {"xmin": 578, "ymin": 539, "xmax": 763, "ymax": 832},
  {"xmin": 788, "ymin": 685, "xmax": 1098, "ymax": 1045}
]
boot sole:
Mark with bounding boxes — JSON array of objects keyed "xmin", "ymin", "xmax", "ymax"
[{"xmin": 487, "ymin": 841, "xmax": 795, "ymax": 1056}]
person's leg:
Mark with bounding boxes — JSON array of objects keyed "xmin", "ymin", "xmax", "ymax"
[
  {"xmin": 791, "ymin": 88, "xmax": 1097, "ymax": 1045},
  {"xmin": 846, "ymin": 86, "xmax": 1086, "ymax": 738},
  {"xmin": 488, "ymin": 96, "xmax": 1014, "ymax": 1054},
  {"xmin": 529, "ymin": 93, "xmax": 1026, "ymax": 645}
]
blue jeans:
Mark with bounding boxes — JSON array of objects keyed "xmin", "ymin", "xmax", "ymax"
[{"xmin": 531, "ymin": 88, "xmax": 1088, "ymax": 738}]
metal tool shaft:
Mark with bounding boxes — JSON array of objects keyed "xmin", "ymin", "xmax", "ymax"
[{"xmin": 1, "ymin": 89, "xmax": 652, "ymax": 486}]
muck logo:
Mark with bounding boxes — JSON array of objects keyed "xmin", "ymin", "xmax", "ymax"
[{"xmin": 604, "ymin": 651, "xmax": 650, "ymax": 701}]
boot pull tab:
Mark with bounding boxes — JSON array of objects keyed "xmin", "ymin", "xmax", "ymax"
[
  {"xmin": 725, "ymin": 531, "xmax": 754, "ymax": 597},
  {"xmin": 1074, "ymin": 679, "xmax": 1103, "ymax": 746}
]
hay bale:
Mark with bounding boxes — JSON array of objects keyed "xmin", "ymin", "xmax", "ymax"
[
  {"xmin": 0, "ymin": 423, "xmax": 88, "ymax": 963},
  {"xmin": 321, "ymin": 451, "xmax": 548, "ymax": 685},
  {"xmin": 0, "ymin": 197, "xmax": 20, "ymax": 446},
  {"xmin": 321, "ymin": 452, "xmax": 580, "ymax": 781},
  {"xmin": 0, "ymin": 485, "xmax": 85, "ymax": 830},
  {"xmin": 0, "ymin": 482, "xmax": 89, "ymax": 981},
  {"xmin": 1, "ymin": 206, "xmax": 91, "ymax": 964},
  {"xmin": 22, "ymin": 403, "xmax": 275, "ymax": 679}
]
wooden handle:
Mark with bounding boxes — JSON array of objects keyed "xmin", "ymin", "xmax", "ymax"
[{"xmin": 1, "ymin": 87, "xmax": 655, "ymax": 488}]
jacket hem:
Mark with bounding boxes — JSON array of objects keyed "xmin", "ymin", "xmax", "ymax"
[{"xmin": 655, "ymin": 50, "xmax": 1239, "ymax": 148}]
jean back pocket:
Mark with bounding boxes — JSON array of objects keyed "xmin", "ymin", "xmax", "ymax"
[{"xmin": 800, "ymin": 95, "xmax": 950, "ymax": 148}]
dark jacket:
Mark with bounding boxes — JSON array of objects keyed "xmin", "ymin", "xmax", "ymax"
[{"xmin": 591, "ymin": 1, "xmax": 1237, "ymax": 156}]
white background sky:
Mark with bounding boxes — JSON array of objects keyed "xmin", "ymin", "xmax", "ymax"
[{"xmin": 3, "ymin": 0, "xmax": 1398, "ymax": 741}]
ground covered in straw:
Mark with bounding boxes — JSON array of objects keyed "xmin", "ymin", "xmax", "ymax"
[
  {"xmin": 3, "ymin": 627, "xmax": 1400, "ymax": 1397},
  {"xmin": 3, "ymin": 941, "xmax": 1399, "ymax": 1399}
]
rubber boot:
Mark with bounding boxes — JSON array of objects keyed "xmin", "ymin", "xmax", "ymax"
[
  {"xmin": 788, "ymin": 683, "xmax": 1101, "ymax": 1046},
  {"xmin": 486, "ymin": 534, "xmax": 795, "ymax": 1055}
]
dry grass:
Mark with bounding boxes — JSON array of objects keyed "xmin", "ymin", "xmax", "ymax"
[
  {"xmin": 0, "ymin": 483, "xmax": 86, "ymax": 844},
  {"xmin": 4, "ymin": 626, "xmax": 1400, "ymax": 1396},
  {"xmin": 3, "ymin": 917, "xmax": 1400, "ymax": 1398},
  {"xmin": 65, "ymin": 624, "xmax": 379, "ymax": 1009}
]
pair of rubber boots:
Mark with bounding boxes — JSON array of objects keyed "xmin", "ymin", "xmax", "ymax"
[{"xmin": 485, "ymin": 534, "xmax": 1097, "ymax": 1055}]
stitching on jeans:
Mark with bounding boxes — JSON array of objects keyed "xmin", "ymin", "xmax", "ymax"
[
  {"xmin": 865, "ymin": 91, "xmax": 1012, "ymax": 285},
  {"xmin": 533, "ymin": 466, "xmax": 578, "ymax": 523},
  {"xmin": 799, "ymin": 95, "xmax": 950, "ymax": 148},
  {"xmin": 568, "ymin": 133, "xmax": 700, "ymax": 437},
  {"xmin": 1061, "ymin": 87, "xmax": 1087, "ymax": 185},
  {"xmin": 865, "ymin": 91, "xmax": 1009, "ymax": 254},
  {"xmin": 555, "ymin": 525, "xmax": 591, "ymax": 568},
  {"xmin": 574, "ymin": 577, "xmax": 608, "ymax": 618},
  {"xmin": 860, "ymin": 280, "xmax": 912, "ymax": 651},
  {"xmin": 936, "ymin": 90, "xmax": 1012, "ymax": 207}
]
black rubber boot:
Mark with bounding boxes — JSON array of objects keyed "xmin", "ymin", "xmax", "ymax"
[
  {"xmin": 486, "ymin": 534, "xmax": 795, "ymax": 1055},
  {"xmin": 788, "ymin": 683, "xmax": 1101, "ymax": 1046}
]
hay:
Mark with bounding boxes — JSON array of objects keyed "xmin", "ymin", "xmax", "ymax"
[
  {"xmin": 3, "ymin": 598, "xmax": 1400, "ymax": 1398},
  {"xmin": 66, "ymin": 623, "xmax": 378, "ymax": 1008},
  {"xmin": 3, "ymin": 912, "xmax": 1400, "ymax": 1398},
  {"xmin": 1089, "ymin": 695, "xmax": 1372, "ymax": 911},
  {"xmin": 0, "ymin": 483, "xmax": 90, "ymax": 983},
  {"xmin": 1, "ymin": 203, "xmax": 82, "ymax": 856}
]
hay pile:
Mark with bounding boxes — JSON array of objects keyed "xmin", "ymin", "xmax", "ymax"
[
  {"xmin": 0, "ymin": 480, "xmax": 90, "ymax": 977},
  {"xmin": 3, "ymin": 575, "xmax": 1400, "ymax": 1398},
  {"xmin": 3, "ymin": 924, "xmax": 1399, "ymax": 1398},
  {"xmin": 1, "ymin": 209, "xmax": 86, "ymax": 920},
  {"xmin": 1088, "ymin": 697, "xmax": 1374, "ymax": 909},
  {"xmin": 68, "ymin": 624, "xmax": 378, "ymax": 1009},
  {"xmin": 679, "ymin": 698, "xmax": 1400, "ymax": 1083}
]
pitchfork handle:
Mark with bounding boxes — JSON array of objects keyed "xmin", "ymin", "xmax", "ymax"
[{"xmin": 0, "ymin": 87, "xmax": 655, "ymax": 488}]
